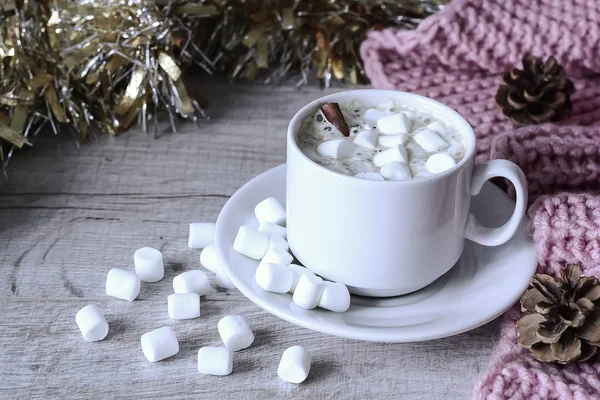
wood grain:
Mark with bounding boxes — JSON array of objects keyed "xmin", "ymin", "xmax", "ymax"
[{"xmin": 0, "ymin": 81, "xmax": 500, "ymax": 399}]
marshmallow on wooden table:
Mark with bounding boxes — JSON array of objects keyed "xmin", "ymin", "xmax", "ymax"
[
  {"xmin": 173, "ymin": 270, "xmax": 210, "ymax": 296},
  {"xmin": 216, "ymin": 269, "xmax": 237, "ymax": 289},
  {"xmin": 363, "ymin": 108, "xmax": 388, "ymax": 122},
  {"xmin": 168, "ymin": 293, "xmax": 201, "ymax": 320},
  {"xmin": 198, "ymin": 347, "xmax": 233, "ymax": 376},
  {"xmin": 188, "ymin": 222, "xmax": 215, "ymax": 249},
  {"xmin": 376, "ymin": 112, "xmax": 412, "ymax": 135},
  {"xmin": 378, "ymin": 134, "xmax": 407, "ymax": 148},
  {"xmin": 278, "ymin": 346, "xmax": 311, "ymax": 384},
  {"xmin": 255, "ymin": 261, "xmax": 293, "ymax": 293},
  {"xmin": 414, "ymin": 129, "xmax": 449, "ymax": 152},
  {"xmin": 76, "ymin": 304, "xmax": 109, "ymax": 342},
  {"xmin": 106, "ymin": 268, "xmax": 141, "ymax": 301},
  {"xmin": 354, "ymin": 172, "xmax": 385, "ymax": 181},
  {"xmin": 258, "ymin": 222, "xmax": 287, "ymax": 239},
  {"xmin": 292, "ymin": 274, "xmax": 323, "ymax": 309},
  {"xmin": 234, "ymin": 226, "xmax": 270, "ymax": 259},
  {"xmin": 218, "ymin": 315, "xmax": 254, "ymax": 351},
  {"xmin": 134, "ymin": 247, "xmax": 164, "ymax": 282},
  {"xmin": 380, "ymin": 162, "xmax": 412, "ymax": 181},
  {"xmin": 373, "ymin": 145, "xmax": 408, "ymax": 167},
  {"xmin": 426, "ymin": 153, "xmax": 457, "ymax": 174},
  {"xmin": 317, "ymin": 139, "xmax": 355, "ymax": 160},
  {"xmin": 141, "ymin": 326, "xmax": 179, "ymax": 362},
  {"xmin": 269, "ymin": 235, "xmax": 290, "ymax": 251},
  {"xmin": 318, "ymin": 282, "xmax": 351, "ymax": 312},
  {"xmin": 255, "ymin": 197, "xmax": 286, "ymax": 226},
  {"xmin": 353, "ymin": 130, "xmax": 378, "ymax": 150},
  {"xmin": 289, "ymin": 264, "xmax": 316, "ymax": 293},
  {"xmin": 200, "ymin": 245, "xmax": 221, "ymax": 274},
  {"xmin": 262, "ymin": 247, "xmax": 293, "ymax": 265}
]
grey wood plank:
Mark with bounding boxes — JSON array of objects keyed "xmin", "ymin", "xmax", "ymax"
[{"xmin": 0, "ymin": 81, "xmax": 498, "ymax": 399}]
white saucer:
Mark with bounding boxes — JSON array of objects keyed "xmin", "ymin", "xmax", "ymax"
[{"xmin": 214, "ymin": 165, "xmax": 537, "ymax": 342}]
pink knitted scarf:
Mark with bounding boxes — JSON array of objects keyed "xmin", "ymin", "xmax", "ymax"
[{"xmin": 361, "ymin": 0, "xmax": 600, "ymax": 398}]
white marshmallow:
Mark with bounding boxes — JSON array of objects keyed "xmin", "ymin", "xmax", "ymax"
[
  {"xmin": 376, "ymin": 112, "xmax": 412, "ymax": 135},
  {"xmin": 188, "ymin": 222, "xmax": 215, "ymax": 249},
  {"xmin": 168, "ymin": 293, "xmax": 201, "ymax": 320},
  {"xmin": 141, "ymin": 326, "xmax": 179, "ymax": 362},
  {"xmin": 106, "ymin": 268, "xmax": 141, "ymax": 302},
  {"xmin": 262, "ymin": 247, "xmax": 293, "ymax": 265},
  {"xmin": 134, "ymin": 247, "xmax": 164, "ymax": 283},
  {"xmin": 234, "ymin": 226, "xmax": 270, "ymax": 259},
  {"xmin": 255, "ymin": 261, "xmax": 293, "ymax": 293},
  {"xmin": 363, "ymin": 108, "xmax": 388, "ymax": 122},
  {"xmin": 373, "ymin": 145, "xmax": 408, "ymax": 167},
  {"xmin": 269, "ymin": 235, "xmax": 290, "ymax": 251},
  {"xmin": 292, "ymin": 274, "xmax": 323, "ymax": 309},
  {"xmin": 198, "ymin": 347, "xmax": 233, "ymax": 376},
  {"xmin": 254, "ymin": 197, "xmax": 286, "ymax": 226},
  {"xmin": 380, "ymin": 162, "xmax": 412, "ymax": 181},
  {"xmin": 258, "ymin": 222, "xmax": 287, "ymax": 239},
  {"xmin": 353, "ymin": 130, "xmax": 378, "ymax": 150},
  {"xmin": 216, "ymin": 269, "xmax": 237, "ymax": 289},
  {"xmin": 426, "ymin": 153, "xmax": 457, "ymax": 174},
  {"xmin": 414, "ymin": 129, "xmax": 449, "ymax": 152},
  {"xmin": 173, "ymin": 270, "xmax": 210, "ymax": 296},
  {"xmin": 277, "ymin": 346, "xmax": 311, "ymax": 384},
  {"xmin": 317, "ymin": 139, "xmax": 355, "ymax": 160},
  {"xmin": 289, "ymin": 264, "xmax": 316, "ymax": 293},
  {"xmin": 199, "ymin": 245, "xmax": 221, "ymax": 274},
  {"xmin": 218, "ymin": 315, "xmax": 254, "ymax": 351},
  {"xmin": 362, "ymin": 123, "xmax": 374, "ymax": 130},
  {"xmin": 75, "ymin": 304, "xmax": 109, "ymax": 342},
  {"xmin": 318, "ymin": 282, "xmax": 351, "ymax": 312},
  {"xmin": 354, "ymin": 172, "xmax": 385, "ymax": 181},
  {"xmin": 425, "ymin": 120, "xmax": 447, "ymax": 134},
  {"xmin": 378, "ymin": 134, "xmax": 407, "ymax": 148}
]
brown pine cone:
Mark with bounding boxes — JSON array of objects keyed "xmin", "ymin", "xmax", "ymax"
[
  {"xmin": 495, "ymin": 54, "xmax": 575, "ymax": 126},
  {"xmin": 516, "ymin": 264, "xmax": 600, "ymax": 364}
]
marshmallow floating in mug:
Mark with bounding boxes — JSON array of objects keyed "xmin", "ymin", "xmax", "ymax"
[
  {"xmin": 106, "ymin": 268, "xmax": 141, "ymax": 302},
  {"xmin": 269, "ymin": 235, "xmax": 290, "ymax": 251},
  {"xmin": 188, "ymin": 222, "xmax": 215, "ymax": 249},
  {"xmin": 414, "ymin": 129, "xmax": 449, "ymax": 152},
  {"xmin": 168, "ymin": 293, "xmax": 201, "ymax": 320},
  {"xmin": 262, "ymin": 247, "xmax": 294, "ymax": 266},
  {"xmin": 258, "ymin": 221, "xmax": 287, "ymax": 239},
  {"xmin": 255, "ymin": 197, "xmax": 286, "ymax": 226},
  {"xmin": 218, "ymin": 315, "xmax": 254, "ymax": 352},
  {"xmin": 426, "ymin": 153, "xmax": 457, "ymax": 174},
  {"xmin": 363, "ymin": 108, "xmax": 388, "ymax": 122},
  {"xmin": 278, "ymin": 346, "xmax": 312, "ymax": 384},
  {"xmin": 380, "ymin": 162, "xmax": 412, "ymax": 181},
  {"xmin": 141, "ymin": 326, "xmax": 179, "ymax": 362},
  {"xmin": 173, "ymin": 270, "xmax": 210, "ymax": 296},
  {"xmin": 255, "ymin": 261, "xmax": 293, "ymax": 293},
  {"xmin": 75, "ymin": 304, "xmax": 109, "ymax": 342},
  {"xmin": 200, "ymin": 245, "xmax": 221, "ymax": 274},
  {"xmin": 289, "ymin": 264, "xmax": 316, "ymax": 293},
  {"xmin": 376, "ymin": 112, "xmax": 412, "ymax": 135},
  {"xmin": 354, "ymin": 172, "xmax": 385, "ymax": 181},
  {"xmin": 198, "ymin": 347, "xmax": 233, "ymax": 376},
  {"xmin": 373, "ymin": 145, "xmax": 408, "ymax": 167},
  {"xmin": 134, "ymin": 247, "xmax": 164, "ymax": 283},
  {"xmin": 234, "ymin": 226, "xmax": 270, "ymax": 259},
  {"xmin": 292, "ymin": 274, "xmax": 323, "ymax": 309},
  {"xmin": 353, "ymin": 130, "xmax": 378, "ymax": 150},
  {"xmin": 318, "ymin": 282, "xmax": 351, "ymax": 313},
  {"xmin": 425, "ymin": 120, "xmax": 447, "ymax": 134},
  {"xmin": 317, "ymin": 139, "xmax": 356, "ymax": 160},
  {"xmin": 378, "ymin": 134, "xmax": 407, "ymax": 148}
]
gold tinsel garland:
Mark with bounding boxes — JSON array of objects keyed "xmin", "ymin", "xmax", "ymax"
[{"xmin": 0, "ymin": 0, "xmax": 447, "ymax": 174}]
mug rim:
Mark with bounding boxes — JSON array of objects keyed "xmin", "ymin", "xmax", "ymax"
[{"xmin": 287, "ymin": 89, "xmax": 477, "ymax": 185}]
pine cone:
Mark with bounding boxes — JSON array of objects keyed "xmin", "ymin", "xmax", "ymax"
[
  {"xmin": 516, "ymin": 264, "xmax": 600, "ymax": 364},
  {"xmin": 495, "ymin": 54, "xmax": 575, "ymax": 126}
]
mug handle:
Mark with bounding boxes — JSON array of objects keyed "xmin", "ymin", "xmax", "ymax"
[{"xmin": 464, "ymin": 159, "xmax": 528, "ymax": 246}]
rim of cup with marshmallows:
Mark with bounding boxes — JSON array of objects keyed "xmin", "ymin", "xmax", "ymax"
[{"xmin": 286, "ymin": 89, "xmax": 528, "ymax": 297}]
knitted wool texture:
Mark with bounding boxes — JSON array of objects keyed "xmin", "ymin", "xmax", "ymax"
[{"xmin": 360, "ymin": 0, "xmax": 600, "ymax": 398}]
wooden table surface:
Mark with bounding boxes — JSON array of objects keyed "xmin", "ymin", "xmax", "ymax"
[{"xmin": 0, "ymin": 81, "xmax": 499, "ymax": 399}]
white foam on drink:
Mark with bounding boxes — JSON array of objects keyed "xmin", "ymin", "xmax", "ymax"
[{"xmin": 297, "ymin": 100, "xmax": 465, "ymax": 179}]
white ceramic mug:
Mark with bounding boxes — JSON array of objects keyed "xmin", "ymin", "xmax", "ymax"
[{"xmin": 286, "ymin": 90, "xmax": 528, "ymax": 297}]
